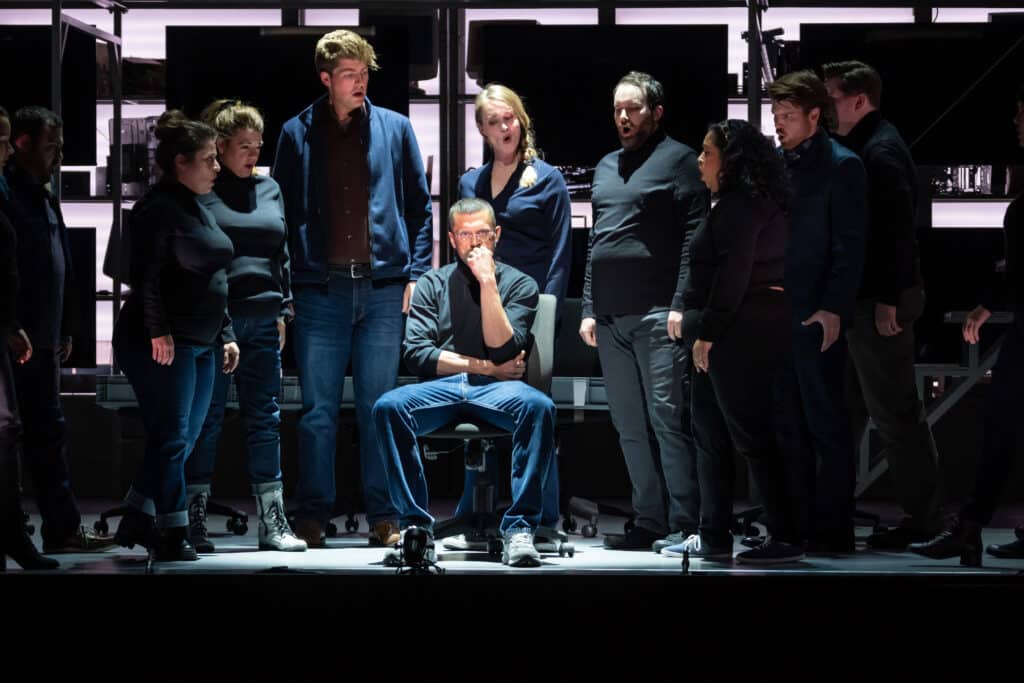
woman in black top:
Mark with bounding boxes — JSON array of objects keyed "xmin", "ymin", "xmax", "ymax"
[
  {"xmin": 183, "ymin": 100, "xmax": 305, "ymax": 553},
  {"xmin": 911, "ymin": 86, "xmax": 1024, "ymax": 564},
  {"xmin": 113, "ymin": 111, "xmax": 239, "ymax": 562},
  {"xmin": 663, "ymin": 119, "xmax": 802, "ymax": 564}
]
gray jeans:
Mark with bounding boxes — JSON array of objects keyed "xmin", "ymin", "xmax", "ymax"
[
  {"xmin": 596, "ymin": 308, "xmax": 699, "ymax": 535},
  {"xmin": 845, "ymin": 286, "xmax": 941, "ymax": 526}
]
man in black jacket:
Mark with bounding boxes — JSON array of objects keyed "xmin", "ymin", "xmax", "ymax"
[
  {"xmin": 4, "ymin": 106, "xmax": 113, "ymax": 553},
  {"xmin": 824, "ymin": 61, "xmax": 942, "ymax": 550},
  {"xmin": 758, "ymin": 71, "xmax": 867, "ymax": 561}
]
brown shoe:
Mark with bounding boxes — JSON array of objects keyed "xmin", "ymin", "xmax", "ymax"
[
  {"xmin": 294, "ymin": 517, "xmax": 326, "ymax": 549},
  {"xmin": 369, "ymin": 520, "xmax": 401, "ymax": 547},
  {"xmin": 42, "ymin": 525, "xmax": 118, "ymax": 553}
]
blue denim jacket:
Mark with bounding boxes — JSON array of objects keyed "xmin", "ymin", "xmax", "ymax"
[{"xmin": 272, "ymin": 96, "xmax": 433, "ymax": 286}]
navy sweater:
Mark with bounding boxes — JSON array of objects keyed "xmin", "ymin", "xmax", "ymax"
[
  {"xmin": 199, "ymin": 171, "xmax": 291, "ymax": 319},
  {"xmin": 458, "ymin": 158, "xmax": 572, "ymax": 306},
  {"xmin": 117, "ymin": 180, "xmax": 235, "ymax": 346}
]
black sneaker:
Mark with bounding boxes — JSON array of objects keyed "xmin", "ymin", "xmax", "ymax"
[
  {"xmin": 735, "ymin": 538, "xmax": 805, "ymax": 565},
  {"xmin": 603, "ymin": 526, "xmax": 663, "ymax": 550},
  {"xmin": 865, "ymin": 518, "xmax": 934, "ymax": 551},
  {"xmin": 987, "ymin": 537, "xmax": 1024, "ymax": 559},
  {"xmin": 652, "ymin": 530, "xmax": 691, "ymax": 554}
]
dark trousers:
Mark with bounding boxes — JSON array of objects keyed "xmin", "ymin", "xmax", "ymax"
[
  {"xmin": 596, "ymin": 308, "xmax": 699, "ymax": 535},
  {"xmin": 691, "ymin": 291, "xmax": 797, "ymax": 543},
  {"xmin": 114, "ymin": 330, "xmax": 216, "ymax": 528},
  {"xmin": 776, "ymin": 314, "xmax": 856, "ymax": 540},
  {"xmin": 186, "ymin": 313, "xmax": 283, "ymax": 488},
  {"xmin": 846, "ymin": 289, "xmax": 940, "ymax": 526},
  {"xmin": 961, "ymin": 322, "xmax": 1024, "ymax": 525},
  {"xmin": 11, "ymin": 347, "xmax": 80, "ymax": 543}
]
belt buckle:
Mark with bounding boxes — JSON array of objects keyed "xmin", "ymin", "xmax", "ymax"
[{"xmin": 350, "ymin": 263, "xmax": 364, "ymax": 278}]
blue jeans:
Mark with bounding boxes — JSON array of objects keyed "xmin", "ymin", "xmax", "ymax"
[
  {"xmin": 292, "ymin": 276, "xmax": 404, "ymax": 525},
  {"xmin": 373, "ymin": 373, "xmax": 556, "ymax": 535},
  {"xmin": 186, "ymin": 313, "xmax": 283, "ymax": 489},
  {"xmin": 113, "ymin": 331, "xmax": 216, "ymax": 529}
]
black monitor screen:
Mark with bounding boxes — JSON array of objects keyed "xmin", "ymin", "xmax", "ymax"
[
  {"xmin": 799, "ymin": 23, "xmax": 1024, "ymax": 165},
  {"xmin": 165, "ymin": 26, "xmax": 410, "ymax": 168},
  {"xmin": 0, "ymin": 25, "xmax": 97, "ymax": 166},
  {"xmin": 479, "ymin": 24, "xmax": 729, "ymax": 182}
]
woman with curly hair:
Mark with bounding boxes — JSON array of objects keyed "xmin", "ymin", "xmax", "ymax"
[{"xmin": 661, "ymin": 119, "xmax": 802, "ymax": 564}]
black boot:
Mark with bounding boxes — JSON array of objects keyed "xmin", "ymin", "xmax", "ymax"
[
  {"xmin": 152, "ymin": 526, "xmax": 198, "ymax": 562},
  {"xmin": 0, "ymin": 429, "xmax": 59, "ymax": 571},
  {"xmin": 908, "ymin": 516, "xmax": 983, "ymax": 567}
]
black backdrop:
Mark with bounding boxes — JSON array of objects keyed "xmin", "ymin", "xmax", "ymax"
[
  {"xmin": 0, "ymin": 25, "xmax": 97, "ymax": 166},
  {"xmin": 479, "ymin": 24, "xmax": 729, "ymax": 171},
  {"xmin": 799, "ymin": 22, "xmax": 1024, "ymax": 166},
  {"xmin": 165, "ymin": 25, "xmax": 411, "ymax": 169}
]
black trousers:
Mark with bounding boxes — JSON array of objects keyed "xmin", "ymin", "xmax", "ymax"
[
  {"xmin": 11, "ymin": 348, "xmax": 80, "ymax": 543},
  {"xmin": 961, "ymin": 322, "xmax": 1024, "ymax": 525},
  {"xmin": 690, "ymin": 290, "xmax": 798, "ymax": 543},
  {"xmin": 846, "ymin": 289, "xmax": 940, "ymax": 526},
  {"xmin": 775, "ymin": 311, "xmax": 856, "ymax": 540}
]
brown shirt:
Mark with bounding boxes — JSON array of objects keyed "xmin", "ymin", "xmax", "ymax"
[{"xmin": 323, "ymin": 104, "xmax": 371, "ymax": 266}]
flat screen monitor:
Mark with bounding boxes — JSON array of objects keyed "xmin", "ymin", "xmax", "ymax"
[
  {"xmin": 799, "ymin": 23, "xmax": 1024, "ymax": 166},
  {"xmin": 479, "ymin": 24, "xmax": 729, "ymax": 187},
  {"xmin": 0, "ymin": 25, "xmax": 97, "ymax": 166},
  {"xmin": 165, "ymin": 25, "xmax": 411, "ymax": 169}
]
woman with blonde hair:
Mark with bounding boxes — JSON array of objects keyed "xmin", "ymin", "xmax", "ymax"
[
  {"xmin": 445, "ymin": 83, "xmax": 572, "ymax": 553},
  {"xmin": 182, "ymin": 99, "xmax": 305, "ymax": 553}
]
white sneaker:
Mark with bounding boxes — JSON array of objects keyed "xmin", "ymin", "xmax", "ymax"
[
  {"xmin": 441, "ymin": 533, "xmax": 488, "ymax": 551},
  {"xmin": 502, "ymin": 528, "xmax": 541, "ymax": 567}
]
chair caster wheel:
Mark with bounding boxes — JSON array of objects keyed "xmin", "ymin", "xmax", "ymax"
[
  {"xmin": 325, "ymin": 522, "xmax": 338, "ymax": 538},
  {"xmin": 558, "ymin": 543, "xmax": 575, "ymax": 558},
  {"xmin": 624, "ymin": 519, "xmax": 636, "ymax": 534},
  {"xmin": 227, "ymin": 517, "xmax": 248, "ymax": 535},
  {"xmin": 582, "ymin": 524, "xmax": 597, "ymax": 538},
  {"xmin": 487, "ymin": 538, "xmax": 502, "ymax": 558},
  {"xmin": 345, "ymin": 519, "xmax": 359, "ymax": 533},
  {"xmin": 562, "ymin": 517, "xmax": 577, "ymax": 534}
]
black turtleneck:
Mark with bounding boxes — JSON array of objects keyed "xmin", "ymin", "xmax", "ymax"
[
  {"xmin": 833, "ymin": 110, "xmax": 920, "ymax": 305},
  {"xmin": 117, "ymin": 180, "xmax": 235, "ymax": 346},
  {"xmin": 402, "ymin": 260, "xmax": 538, "ymax": 379},
  {"xmin": 583, "ymin": 128, "xmax": 708, "ymax": 318},
  {"xmin": 198, "ymin": 171, "xmax": 291, "ymax": 319}
]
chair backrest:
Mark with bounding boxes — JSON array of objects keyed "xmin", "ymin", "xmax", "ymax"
[
  {"xmin": 553, "ymin": 297, "xmax": 602, "ymax": 377},
  {"xmin": 526, "ymin": 293, "xmax": 556, "ymax": 395}
]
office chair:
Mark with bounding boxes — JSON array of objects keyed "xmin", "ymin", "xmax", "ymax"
[{"xmin": 423, "ymin": 294, "xmax": 573, "ymax": 559}]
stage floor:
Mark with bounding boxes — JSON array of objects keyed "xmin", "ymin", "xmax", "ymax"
[{"xmin": 10, "ymin": 500, "xmax": 1024, "ymax": 576}]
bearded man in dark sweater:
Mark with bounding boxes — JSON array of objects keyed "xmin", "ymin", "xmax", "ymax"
[
  {"xmin": 824, "ymin": 61, "xmax": 942, "ymax": 550},
  {"xmin": 580, "ymin": 71, "xmax": 708, "ymax": 551}
]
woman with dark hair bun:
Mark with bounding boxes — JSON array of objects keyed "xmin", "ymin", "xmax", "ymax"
[
  {"xmin": 112, "ymin": 110, "xmax": 239, "ymax": 562},
  {"xmin": 661, "ymin": 119, "xmax": 802, "ymax": 564}
]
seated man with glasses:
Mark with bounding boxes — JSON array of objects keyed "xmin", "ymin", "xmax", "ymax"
[{"xmin": 371, "ymin": 197, "xmax": 555, "ymax": 568}]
